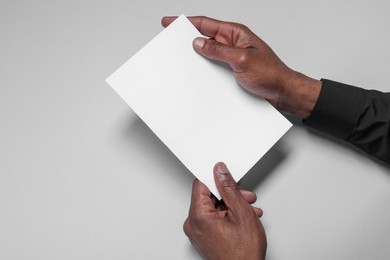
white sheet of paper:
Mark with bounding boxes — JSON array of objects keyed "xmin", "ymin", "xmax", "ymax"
[{"xmin": 106, "ymin": 15, "xmax": 292, "ymax": 198}]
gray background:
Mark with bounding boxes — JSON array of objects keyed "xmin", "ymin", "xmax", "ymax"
[{"xmin": 1, "ymin": 0, "xmax": 390, "ymax": 259}]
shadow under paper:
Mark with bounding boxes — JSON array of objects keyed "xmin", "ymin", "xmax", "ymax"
[
  {"xmin": 240, "ymin": 136, "xmax": 290, "ymax": 192},
  {"xmin": 121, "ymin": 114, "xmax": 195, "ymax": 186},
  {"xmin": 285, "ymin": 113, "xmax": 390, "ymax": 170},
  {"xmin": 123, "ymin": 112, "xmax": 291, "ymax": 193}
]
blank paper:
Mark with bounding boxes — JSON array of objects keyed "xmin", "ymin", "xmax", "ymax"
[{"xmin": 106, "ymin": 14, "xmax": 292, "ymax": 198}]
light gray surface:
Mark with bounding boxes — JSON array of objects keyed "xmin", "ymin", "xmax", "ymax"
[{"xmin": 1, "ymin": 0, "xmax": 390, "ymax": 259}]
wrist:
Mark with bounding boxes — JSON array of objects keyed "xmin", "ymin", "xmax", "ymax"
[{"xmin": 274, "ymin": 70, "xmax": 321, "ymax": 119}]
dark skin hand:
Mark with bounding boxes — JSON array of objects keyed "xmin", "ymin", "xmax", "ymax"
[
  {"xmin": 184, "ymin": 162, "xmax": 267, "ymax": 260},
  {"xmin": 161, "ymin": 16, "xmax": 322, "ymax": 119}
]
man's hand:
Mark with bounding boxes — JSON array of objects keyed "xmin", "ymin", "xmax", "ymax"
[
  {"xmin": 183, "ymin": 162, "xmax": 267, "ymax": 260},
  {"xmin": 162, "ymin": 16, "xmax": 321, "ymax": 118}
]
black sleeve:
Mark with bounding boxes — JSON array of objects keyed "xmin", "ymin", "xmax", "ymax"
[{"xmin": 304, "ymin": 79, "xmax": 390, "ymax": 164}]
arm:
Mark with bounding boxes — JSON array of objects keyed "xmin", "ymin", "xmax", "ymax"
[
  {"xmin": 305, "ymin": 79, "xmax": 390, "ymax": 164},
  {"xmin": 162, "ymin": 16, "xmax": 390, "ymax": 164}
]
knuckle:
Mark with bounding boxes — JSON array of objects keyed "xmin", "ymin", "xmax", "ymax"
[
  {"xmin": 240, "ymin": 24, "xmax": 251, "ymax": 33},
  {"xmin": 184, "ymin": 213, "xmax": 209, "ymax": 238},
  {"xmin": 207, "ymin": 41, "xmax": 224, "ymax": 54},
  {"xmin": 229, "ymin": 22, "xmax": 249, "ymax": 32},
  {"xmin": 183, "ymin": 218, "xmax": 192, "ymax": 237},
  {"xmin": 236, "ymin": 51, "xmax": 251, "ymax": 67},
  {"xmin": 198, "ymin": 16, "xmax": 208, "ymax": 33},
  {"xmin": 188, "ymin": 212, "xmax": 205, "ymax": 227},
  {"xmin": 222, "ymin": 179, "xmax": 239, "ymax": 191}
]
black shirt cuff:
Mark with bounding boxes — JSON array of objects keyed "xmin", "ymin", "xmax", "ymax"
[{"xmin": 304, "ymin": 79, "xmax": 366, "ymax": 140}]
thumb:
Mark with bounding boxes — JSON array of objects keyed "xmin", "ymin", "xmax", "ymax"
[
  {"xmin": 193, "ymin": 37, "xmax": 243, "ymax": 70},
  {"xmin": 214, "ymin": 162, "xmax": 247, "ymax": 211}
]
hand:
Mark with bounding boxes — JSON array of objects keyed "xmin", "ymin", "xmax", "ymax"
[
  {"xmin": 161, "ymin": 16, "xmax": 321, "ymax": 118},
  {"xmin": 183, "ymin": 162, "xmax": 267, "ymax": 260}
]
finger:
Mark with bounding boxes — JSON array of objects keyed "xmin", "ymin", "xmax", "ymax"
[
  {"xmin": 193, "ymin": 38, "xmax": 249, "ymax": 72},
  {"xmin": 161, "ymin": 16, "xmax": 178, "ymax": 28},
  {"xmin": 162, "ymin": 16, "xmax": 224, "ymax": 36},
  {"xmin": 210, "ymin": 193, "xmax": 219, "ymax": 207},
  {"xmin": 164, "ymin": 16, "xmax": 251, "ymax": 46},
  {"xmin": 216, "ymin": 203, "xmax": 227, "ymax": 212},
  {"xmin": 217, "ymin": 190, "xmax": 258, "ymax": 209},
  {"xmin": 189, "ymin": 179, "xmax": 215, "ymax": 218},
  {"xmin": 187, "ymin": 16, "xmax": 228, "ymax": 39},
  {"xmin": 213, "ymin": 162, "xmax": 247, "ymax": 211},
  {"xmin": 253, "ymin": 207, "xmax": 264, "ymax": 218},
  {"xmin": 240, "ymin": 189, "xmax": 257, "ymax": 204}
]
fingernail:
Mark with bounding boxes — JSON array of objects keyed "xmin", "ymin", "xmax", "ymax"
[
  {"xmin": 216, "ymin": 162, "xmax": 229, "ymax": 174},
  {"xmin": 193, "ymin": 37, "xmax": 205, "ymax": 49}
]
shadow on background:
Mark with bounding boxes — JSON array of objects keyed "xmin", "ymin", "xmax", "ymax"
[
  {"xmin": 122, "ymin": 105, "xmax": 389, "ymax": 205},
  {"xmin": 240, "ymin": 137, "xmax": 290, "ymax": 192},
  {"xmin": 283, "ymin": 113, "xmax": 390, "ymax": 170},
  {"xmin": 123, "ymin": 112, "xmax": 292, "ymax": 194},
  {"xmin": 122, "ymin": 114, "xmax": 195, "ymax": 186},
  {"xmin": 241, "ymin": 111, "xmax": 390, "ymax": 194}
]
